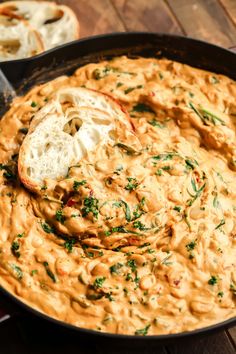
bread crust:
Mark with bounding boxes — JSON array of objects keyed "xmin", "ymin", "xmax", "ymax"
[
  {"xmin": 18, "ymin": 88, "xmax": 133, "ymax": 193},
  {"xmin": 0, "ymin": 10, "xmax": 44, "ymax": 60},
  {"xmin": 0, "ymin": 1, "xmax": 80, "ymax": 52}
]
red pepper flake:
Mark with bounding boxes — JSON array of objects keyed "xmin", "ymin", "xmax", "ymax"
[
  {"xmin": 128, "ymin": 237, "xmax": 140, "ymax": 246},
  {"xmin": 67, "ymin": 199, "xmax": 76, "ymax": 207},
  {"xmin": 173, "ymin": 279, "xmax": 180, "ymax": 287},
  {"xmin": 130, "ymin": 121, "xmax": 136, "ymax": 131}
]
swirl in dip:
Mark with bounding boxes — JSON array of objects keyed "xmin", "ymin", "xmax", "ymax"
[{"xmin": 0, "ymin": 56, "xmax": 235, "ymax": 335}]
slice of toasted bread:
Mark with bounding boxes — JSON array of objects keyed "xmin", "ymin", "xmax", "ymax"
[
  {"xmin": 18, "ymin": 87, "xmax": 131, "ymax": 192},
  {"xmin": 0, "ymin": 1, "xmax": 79, "ymax": 50},
  {"xmin": 0, "ymin": 11, "xmax": 44, "ymax": 61}
]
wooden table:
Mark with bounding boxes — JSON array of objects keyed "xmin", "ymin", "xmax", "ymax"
[{"xmin": 0, "ymin": 1, "xmax": 236, "ymax": 353}]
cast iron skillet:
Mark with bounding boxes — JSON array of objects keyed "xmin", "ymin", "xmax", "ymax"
[{"xmin": 0, "ymin": 32, "xmax": 235, "ymax": 346}]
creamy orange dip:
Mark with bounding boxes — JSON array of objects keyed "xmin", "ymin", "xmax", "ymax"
[{"xmin": 0, "ymin": 56, "xmax": 235, "ymax": 335}]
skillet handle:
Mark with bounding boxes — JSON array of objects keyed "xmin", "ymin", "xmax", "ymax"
[
  {"xmin": 0, "ymin": 308, "xmax": 11, "ymax": 323},
  {"xmin": 0, "ymin": 291, "xmax": 20, "ymax": 324}
]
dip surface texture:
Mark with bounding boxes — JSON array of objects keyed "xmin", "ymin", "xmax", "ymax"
[{"xmin": 0, "ymin": 56, "xmax": 235, "ymax": 335}]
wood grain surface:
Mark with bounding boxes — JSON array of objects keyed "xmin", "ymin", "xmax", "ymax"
[
  {"xmin": 219, "ymin": 0, "xmax": 236, "ymax": 26},
  {"xmin": 166, "ymin": 0, "xmax": 236, "ymax": 47},
  {"xmin": 111, "ymin": 0, "xmax": 183, "ymax": 34},
  {"xmin": 0, "ymin": 0, "xmax": 236, "ymax": 353}
]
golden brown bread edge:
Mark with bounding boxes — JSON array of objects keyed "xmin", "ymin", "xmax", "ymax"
[{"xmin": 18, "ymin": 88, "xmax": 133, "ymax": 194}]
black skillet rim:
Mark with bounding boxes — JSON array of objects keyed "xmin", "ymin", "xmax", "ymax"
[
  {"xmin": 0, "ymin": 31, "xmax": 236, "ymax": 342},
  {"xmin": 0, "ymin": 31, "xmax": 236, "ymax": 67},
  {"xmin": 1, "ymin": 284, "xmax": 236, "ymax": 342}
]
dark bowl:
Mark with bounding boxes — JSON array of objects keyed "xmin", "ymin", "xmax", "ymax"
[{"xmin": 0, "ymin": 32, "xmax": 235, "ymax": 347}]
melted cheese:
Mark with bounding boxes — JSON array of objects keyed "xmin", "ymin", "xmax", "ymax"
[{"xmin": 0, "ymin": 56, "xmax": 235, "ymax": 336}]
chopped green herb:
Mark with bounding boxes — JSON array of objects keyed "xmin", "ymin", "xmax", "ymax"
[
  {"xmin": 201, "ymin": 107, "xmax": 225, "ymax": 125},
  {"xmin": 133, "ymin": 220, "xmax": 148, "ymax": 230},
  {"xmin": 86, "ymin": 251, "xmax": 94, "ymax": 258},
  {"xmin": 93, "ymin": 69, "xmax": 103, "ymax": 80},
  {"xmin": 138, "ymin": 242, "xmax": 151, "ymax": 248},
  {"xmin": 186, "ymin": 240, "xmax": 197, "ymax": 258},
  {"xmin": 132, "ymin": 103, "xmax": 155, "ymax": 114},
  {"xmin": 215, "ymin": 219, "xmax": 225, "ymax": 230},
  {"xmin": 133, "ymin": 198, "xmax": 146, "ymax": 220},
  {"xmin": 40, "ymin": 185, "xmax": 47, "ymax": 190},
  {"xmin": 155, "ymin": 169, "xmax": 162, "ymax": 176},
  {"xmin": 0, "ymin": 164, "xmax": 16, "ymax": 181},
  {"xmin": 73, "ymin": 180, "xmax": 87, "ymax": 191},
  {"xmin": 11, "ymin": 264, "xmax": 23, "ymax": 280},
  {"xmin": 55, "ymin": 209, "xmax": 65, "ymax": 224},
  {"xmin": 112, "ymin": 201, "xmax": 122, "ymax": 208},
  {"xmin": 134, "ymin": 272, "xmax": 140, "ymax": 288},
  {"xmin": 87, "ymin": 293, "xmax": 103, "ymax": 300},
  {"xmin": 208, "ymin": 275, "xmax": 218, "ymax": 285},
  {"xmin": 133, "ymin": 209, "xmax": 143, "ymax": 220},
  {"xmin": 82, "ymin": 197, "xmax": 99, "ymax": 219},
  {"xmin": 140, "ymin": 197, "xmax": 145, "ymax": 206},
  {"xmin": 148, "ymin": 119, "xmax": 164, "ymax": 128},
  {"xmin": 124, "ymin": 85, "xmax": 143, "ymax": 94},
  {"xmin": 17, "ymin": 232, "xmax": 24, "ymax": 238},
  {"xmin": 127, "ymin": 259, "xmax": 137, "ymax": 272},
  {"xmin": 41, "ymin": 222, "xmax": 54, "ymax": 234},
  {"xmin": 187, "ymin": 178, "xmax": 206, "ymax": 206},
  {"xmin": 189, "ymin": 102, "xmax": 225, "ymax": 126},
  {"xmin": 31, "ymin": 101, "xmax": 37, "ymax": 107},
  {"xmin": 230, "ymin": 283, "xmax": 236, "ymax": 295},
  {"xmin": 116, "ymin": 82, "xmax": 123, "ymax": 88},
  {"xmin": 19, "ymin": 127, "xmax": 28, "ymax": 134},
  {"xmin": 64, "ymin": 238, "xmax": 76, "ymax": 253},
  {"xmin": 115, "ymin": 143, "xmax": 140, "ymax": 156},
  {"xmin": 210, "ymin": 76, "xmax": 220, "ymax": 84},
  {"xmin": 217, "ymin": 291, "xmax": 224, "ymax": 298},
  {"xmin": 186, "ymin": 240, "xmax": 197, "ymax": 252},
  {"xmin": 152, "ymin": 152, "xmax": 178, "ymax": 161},
  {"xmin": 115, "ymin": 165, "xmax": 124, "ymax": 173},
  {"xmin": 135, "ymin": 324, "xmax": 150, "ymax": 336},
  {"xmin": 105, "ymin": 293, "xmax": 114, "ymax": 302},
  {"xmin": 31, "ymin": 269, "xmax": 38, "ymax": 276},
  {"xmin": 162, "ymin": 165, "xmax": 171, "ymax": 171},
  {"xmin": 124, "ymin": 87, "xmax": 135, "ymax": 94},
  {"xmin": 93, "ymin": 66, "xmax": 118, "ymax": 80},
  {"xmin": 173, "ymin": 206, "xmax": 181, "ymax": 212},
  {"xmin": 110, "ymin": 263, "xmax": 123, "ymax": 274},
  {"xmin": 161, "ymin": 254, "xmax": 173, "ymax": 266},
  {"xmin": 120, "ymin": 200, "xmax": 131, "ymax": 221},
  {"xmin": 185, "ymin": 158, "xmax": 198, "ymax": 170},
  {"xmin": 123, "ymin": 287, "xmax": 128, "ymax": 295},
  {"xmin": 43, "ymin": 262, "xmax": 56, "ymax": 283},
  {"xmin": 93, "ymin": 276, "xmax": 106, "ymax": 289},
  {"xmin": 125, "ymin": 177, "xmax": 139, "ymax": 191},
  {"xmin": 11, "ymin": 241, "xmax": 20, "ymax": 258},
  {"xmin": 213, "ymin": 194, "xmax": 220, "ymax": 208},
  {"xmin": 111, "ymin": 226, "xmax": 127, "ymax": 233},
  {"xmin": 126, "ymin": 273, "xmax": 133, "ymax": 281}
]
